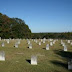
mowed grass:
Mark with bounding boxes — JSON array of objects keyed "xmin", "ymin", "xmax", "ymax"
[{"xmin": 0, "ymin": 39, "xmax": 72, "ymax": 72}]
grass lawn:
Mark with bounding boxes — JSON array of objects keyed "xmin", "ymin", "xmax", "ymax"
[{"xmin": 0, "ymin": 39, "xmax": 72, "ymax": 72}]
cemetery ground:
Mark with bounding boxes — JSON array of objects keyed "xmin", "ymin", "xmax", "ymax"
[{"xmin": 0, "ymin": 39, "xmax": 72, "ymax": 72}]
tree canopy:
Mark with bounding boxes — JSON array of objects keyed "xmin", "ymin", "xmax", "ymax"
[{"xmin": 0, "ymin": 13, "xmax": 31, "ymax": 38}]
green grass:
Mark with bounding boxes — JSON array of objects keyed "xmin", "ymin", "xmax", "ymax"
[{"xmin": 0, "ymin": 39, "xmax": 72, "ymax": 72}]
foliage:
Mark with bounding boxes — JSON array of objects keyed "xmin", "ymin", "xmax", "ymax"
[
  {"xmin": 32, "ymin": 32, "xmax": 72, "ymax": 39},
  {"xmin": 0, "ymin": 13, "xmax": 31, "ymax": 38}
]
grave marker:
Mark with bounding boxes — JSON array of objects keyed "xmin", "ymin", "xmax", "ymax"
[
  {"xmin": 68, "ymin": 40, "xmax": 70, "ymax": 43},
  {"xmin": 71, "ymin": 42, "xmax": 72, "ymax": 45},
  {"xmin": 2, "ymin": 42, "xmax": 4, "ymax": 47},
  {"xmin": 50, "ymin": 42, "xmax": 53, "ymax": 46},
  {"xmin": 17, "ymin": 40, "xmax": 20, "ymax": 44},
  {"xmin": 68, "ymin": 59, "xmax": 72, "ymax": 70},
  {"xmin": 0, "ymin": 37, "xmax": 1, "ymax": 41},
  {"xmin": 43, "ymin": 40, "xmax": 45, "ymax": 43},
  {"xmin": 31, "ymin": 55, "xmax": 37, "ymax": 65},
  {"xmin": 15, "ymin": 43, "xmax": 18, "ymax": 48},
  {"xmin": 39, "ymin": 42, "xmax": 41, "ymax": 45},
  {"xmin": 64, "ymin": 45, "xmax": 67, "ymax": 51},
  {"xmin": 28, "ymin": 40, "xmax": 30, "ymax": 44},
  {"xmin": 0, "ymin": 51, "xmax": 5, "ymax": 61},
  {"xmin": 6, "ymin": 39, "xmax": 10, "ymax": 44},
  {"xmin": 46, "ymin": 44, "xmax": 49, "ymax": 50},
  {"xmin": 29, "ymin": 44, "xmax": 32, "ymax": 49}
]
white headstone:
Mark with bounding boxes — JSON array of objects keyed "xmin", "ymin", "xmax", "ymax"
[
  {"xmin": 35, "ymin": 40, "xmax": 38, "ymax": 43},
  {"xmin": 0, "ymin": 37, "xmax": 1, "ymax": 41},
  {"xmin": 0, "ymin": 51, "xmax": 5, "ymax": 61},
  {"xmin": 41, "ymin": 39, "xmax": 43, "ymax": 42},
  {"xmin": 39, "ymin": 42, "xmax": 41, "ymax": 45},
  {"xmin": 29, "ymin": 44, "xmax": 32, "ymax": 49},
  {"xmin": 53, "ymin": 40, "xmax": 56, "ymax": 44},
  {"xmin": 43, "ymin": 40, "xmax": 45, "ymax": 43},
  {"xmin": 68, "ymin": 59, "xmax": 72, "ymax": 70},
  {"xmin": 50, "ymin": 42, "xmax": 53, "ymax": 46},
  {"xmin": 28, "ymin": 41, "xmax": 30, "ymax": 44},
  {"xmin": 17, "ymin": 40, "xmax": 20, "ymax": 44},
  {"xmin": 7, "ymin": 39, "xmax": 10, "ymax": 44},
  {"xmin": 71, "ymin": 42, "xmax": 72, "ymax": 45},
  {"xmin": 64, "ymin": 45, "xmax": 67, "ymax": 51},
  {"xmin": 61, "ymin": 40, "xmax": 65, "ymax": 47},
  {"xmin": 15, "ymin": 43, "xmax": 18, "ymax": 48},
  {"xmin": 46, "ymin": 44, "xmax": 49, "ymax": 50},
  {"xmin": 50, "ymin": 39, "xmax": 53, "ymax": 41},
  {"xmin": 31, "ymin": 55, "xmax": 37, "ymax": 65},
  {"xmin": 2, "ymin": 42, "xmax": 4, "ymax": 47},
  {"xmin": 43, "ymin": 38, "xmax": 46, "ymax": 41},
  {"xmin": 9, "ymin": 38, "xmax": 11, "ymax": 40},
  {"xmin": 68, "ymin": 40, "xmax": 70, "ymax": 43},
  {"xmin": 62, "ymin": 43, "xmax": 65, "ymax": 47}
]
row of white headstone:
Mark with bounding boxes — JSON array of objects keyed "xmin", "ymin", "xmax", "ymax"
[
  {"xmin": 28, "ymin": 43, "xmax": 50, "ymax": 50},
  {"xmin": 67, "ymin": 40, "xmax": 72, "ymax": 45},
  {"xmin": 0, "ymin": 51, "xmax": 71, "ymax": 70},
  {"xmin": 0, "ymin": 38, "xmax": 72, "ymax": 69},
  {"xmin": 0, "ymin": 50, "xmax": 37, "ymax": 65},
  {"xmin": 61, "ymin": 40, "xmax": 67, "ymax": 51},
  {"xmin": 1, "ymin": 39, "xmax": 21, "ymax": 48},
  {"xmin": 32, "ymin": 55, "xmax": 72, "ymax": 68},
  {"xmin": 61, "ymin": 40, "xmax": 72, "ymax": 70},
  {"xmin": 0, "ymin": 51, "xmax": 72, "ymax": 70},
  {"xmin": 0, "ymin": 51, "xmax": 37, "ymax": 65},
  {"xmin": 25, "ymin": 39, "xmax": 58, "ymax": 50}
]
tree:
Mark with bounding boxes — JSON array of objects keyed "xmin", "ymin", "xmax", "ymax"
[{"xmin": 0, "ymin": 13, "xmax": 31, "ymax": 38}]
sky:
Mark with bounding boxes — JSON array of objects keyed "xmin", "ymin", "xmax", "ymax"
[{"xmin": 0, "ymin": 0, "xmax": 72, "ymax": 33}]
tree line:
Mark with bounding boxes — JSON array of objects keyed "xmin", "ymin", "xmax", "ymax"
[
  {"xmin": 32, "ymin": 32, "xmax": 72, "ymax": 39},
  {"xmin": 0, "ymin": 13, "xmax": 72, "ymax": 39},
  {"xmin": 0, "ymin": 13, "xmax": 31, "ymax": 38}
]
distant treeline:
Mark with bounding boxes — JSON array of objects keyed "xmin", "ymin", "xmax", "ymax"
[
  {"xmin": 0, "ymin": 13, "xmax": 72, "ymax": 39},
  {"xmin": 32, "ymin": 32, "xmax": 72, "ymax": 39}
]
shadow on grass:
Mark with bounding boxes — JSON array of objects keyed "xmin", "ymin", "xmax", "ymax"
[
  {"xmin": 43, "ymin": 48, "xmax": 46, "ymax": 50},
  {"xmin": 51, "ymin": 50, "xmax": 72, "ymax": 71},
  {"xmin": 50, "ymin": 60, "xmax": 68, "ymax": 69},
  {"xmin": 26, "ymin": 59, "xmax": 31, "ymax": 64},
  {"xmin": 27, "ymin": 47, "xmax": 29, "ymax": 48},
  {"xmin": 50, "ymin": 60, "xmax": 72, "ymax": 72},
  {"xmin": 54, "ymin": 50, "xmax": 72, "ymax": 60}
]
